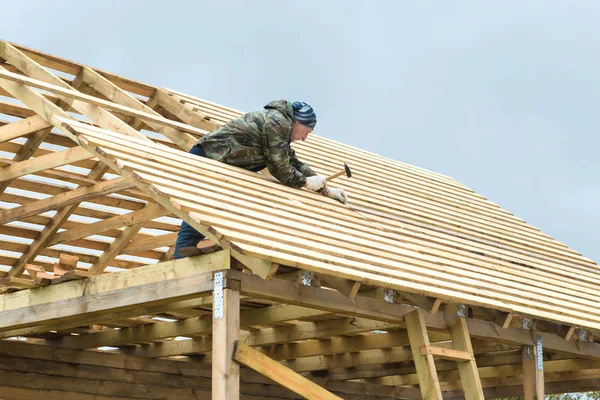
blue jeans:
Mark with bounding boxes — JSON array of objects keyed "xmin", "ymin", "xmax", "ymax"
[{"xmin": 174, "ymin": 145, "xmax": 208, "ymax": 259}]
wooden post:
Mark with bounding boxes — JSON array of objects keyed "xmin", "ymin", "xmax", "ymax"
[
  {"xmin": 523, "ymin": 335, "xmax": 544, "ymax": 400},
  {"xmin": 450, "ymin": 317, "xmax": 485, "ymax": 400},
  {"xmin": 405, "ymin": 309, "xmax": 443, "ymax": 400},
  {"xmin": 212, "ymin": 272, "xmax": 240, "ymax": 400}
]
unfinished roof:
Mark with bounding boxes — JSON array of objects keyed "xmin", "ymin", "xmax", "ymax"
[
  {"xmin": 0, "ymin": 40, "xmax": 598, "ymax": 330},
  {"xmin": 0, "ymin": 40, "xmax": 600, "ymax": 399}
]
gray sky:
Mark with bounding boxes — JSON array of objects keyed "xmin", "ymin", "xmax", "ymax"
[{"xmin": 2, "ymin": 1, "xmax": 599, "ymax": 263}]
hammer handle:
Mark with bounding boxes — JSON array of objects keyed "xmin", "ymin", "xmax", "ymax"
[{"xmin": 325, "ymin": 170, "xmax": 346, "ymax": 182}]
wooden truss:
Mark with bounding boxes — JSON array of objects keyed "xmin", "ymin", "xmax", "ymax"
[{"xmin": 0, "ymin": 41, "xmax": 599, "ymax": 399}]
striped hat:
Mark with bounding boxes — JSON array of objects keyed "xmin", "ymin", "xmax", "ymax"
[{"xmin": 292, "ymin": 102, "xmax": 317, "ymax": 129}]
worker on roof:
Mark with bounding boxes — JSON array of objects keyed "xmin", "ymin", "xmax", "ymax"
[{"xmin": 174, "ymin": 100, "xmax": 347, "ymax": 258}]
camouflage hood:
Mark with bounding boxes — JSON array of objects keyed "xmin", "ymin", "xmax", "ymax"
[{"xmin": 264, "ymin": 100, "xmax": 295, "ymax": 125}]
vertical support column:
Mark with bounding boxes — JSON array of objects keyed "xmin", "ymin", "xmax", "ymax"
[
  {"xmin": 450, "ymin": 317, "xmax": 484, "ymax": 400},
  {"xmin": 405, "ymin": 309, "xmax": 443, "ymax": 400},
  {"xmin": 212, "ymin": 271, "xmax": 240, "ymax": 400},
  {"xmin": 522, "ymin": 319, "xmax": 544, "ymax": 400}
]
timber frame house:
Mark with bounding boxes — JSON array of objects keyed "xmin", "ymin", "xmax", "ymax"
[{"xmin": 0, "ymin": 41, "xmax": 599, "ymax": 400}]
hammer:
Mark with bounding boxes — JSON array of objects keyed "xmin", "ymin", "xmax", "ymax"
[{"xmin": 325, "ymin": 163, "xmax": 352, "ymax": 182}]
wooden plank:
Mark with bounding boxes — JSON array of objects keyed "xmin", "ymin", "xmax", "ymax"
[
  {"xmin": 0, "ymin": 251, "xmax": 229, "ymax": 312},
  {"xmin": 449, "ymin": 317, "xmax": 485, "ymax": 400},
  {"xmin": 0, "ymin": 298, "xmax": 212, "ymax": 339},
  {"xmin": 234, "ymin": 342, "xmax": 343, "ymax": 400},
  {"xmin": 213, "ymin": 284, "xmax": 240, "ymax": 400},
  {"xmin": 57, "ymin": 119, "xmax": 600, "ymax": 296},
  {"xmin": 319, "ymin": 274, "xmax": 361, "ymax": 298},
  {"xmin": 89, "ymin": 221, "xmax": 144, "ymax": 273},
  {"xmin": 0, "ymin": 177, "xmax": 132, "ymax": 225},
  {"xmin": 0, "ymin": 146, "xmax": 92, "ymax": 182},
  {"xmin": 419, "ymin": 345, "xmax": 474, "ymax": 362},
  {"xmin": 81, "ymin": 66, "xmax": 196, "ymax": 150},
  {"xmin": 155, "ymin": 88, "xmax": 217, "ymax": 131},
  {"xmin": 0, "ymin": 67, "xmax": 207, "ymax": 138},
  {"xmin": 0, "ymin": 115, "xmax": 51, "ymax": 143},
  {"xmin": 230, "ymin": 249, "xmax": 278, "ymax": 279},
  {"xmin": 405, "ymin": 309, "xmax": 443, "ymax": 400},
  {"xmin": 0, "ymin": 126, "xmax": 52, "ymax": 195},
  {"xmin": 122, "ymin": 232, "xmax": 178, "ymax": 254},
  {"xmin": 0, "ymin": 67, "xmax": 116, "ymax": 277},
  {"xmin": 0, "ymin": 270, "xmax": 216, "ymax": 332},
  {"xmin": 0, "ymin": 42, "xmax": 149, "ymax": 141},
  {"xmin": 49, "ymin": 202, "xmax": 168, "ymax": 245},
  {"xmin": 117, "ymin": 315, "xmax": 399, "ymax": 359}
]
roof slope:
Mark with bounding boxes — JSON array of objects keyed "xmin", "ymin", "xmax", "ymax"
[{"xmin": 0, "ymin": 41, "xmax": 598, "ymax": 331}]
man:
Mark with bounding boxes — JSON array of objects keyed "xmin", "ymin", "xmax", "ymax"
[{"xmin": 174, "ymin": 100, "xmax": 348, "ymax": 258}]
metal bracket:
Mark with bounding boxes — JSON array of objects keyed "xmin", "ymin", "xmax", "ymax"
[
  {"xmin": 456, "ymin": 304, "xmax": 467, "ymax": 318},
  {"xmin": 579, "ymin": 329, "xmax": 589, "ymax": 342},
  {"xmin": 521, "ymin": 317, "xmax": 531, "ymax": 330},
  {"xmin": 301, "ymin": 271, "xmax": 312, "ymax": 286},
  {"xmin": 536, "ymin": 335, "xmax": 543, "ymax": 370},
  {"xmin": 214, "ymin": 272, "xmax": 224, "ymax": 319},
  {"xmin": 384, "ymin": 289, "xmax": 395, "ymax": 303},
  {"xmin": 523, "ymin": 345, "xmax": 534, "ymax": 360}
]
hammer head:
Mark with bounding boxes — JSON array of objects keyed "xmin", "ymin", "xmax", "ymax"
[{"xmin": 344, "ymin": 163, "xmax": 352, "ymax": 178}]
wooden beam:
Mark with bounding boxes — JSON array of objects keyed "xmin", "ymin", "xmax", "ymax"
[
  {"xmin": 420, "ymin": 345, "xmax": 474, "ymax": 362},
  {"xmin": 122, "ymin": 232, "xmax": 178, "ymax": 254},
  {"xmin": 0, "ymin": 270, "xmax": 217, "ymax": 332},
  {"xmin": 213, "ymin": 275, "xmax": 240, "ymax": 400},
  {"xmin": 117, "ymin": 315, "xmax": 399, "ymax": 358},
  {"xmin": 0, "ymin": 115, "xmax": 51, "ymax": 143},
  {"xmin": 0, "ymin": 73, "xmax": 115, "ymax": 277},
  {"xmin": 449, "ymin": 317, "xmax": 485, "ymax": 400},
  {"xmin": 405, "ymin": 309, "xmax": 443, "ymax": 400},
  {"xmin": 0, "ymin": 251, "xmax": 230, "ymax": 323},
  {"xmin": 229, "ymin": 270, "xmax": 600, "ymax": 360},
  {"xmin": 234, "ymin": 342, "xmax": 343, "ymax": 400},
  {"xmin": 55, "ymin": 315, "xmax": 213, "ymax": 349},
  {"xmin": 0, "ymin": 298, "xmax": 213, "ymax": 340},
  {"xmin": 89, "ymin": 221, "xmax": 144, "ymax": 273},
  {"xmin": 0, "ymin": 67, "xmax": 207, "ymax": 138},
  {"xmin": 7, "ymin": 163, "xmax": 109, "ymax": 277},
  {"xmin": 49, "ymin": 202, "xmax": 169, "ymax": 245},
  {"xmin": 0, "ymin": 126, "xmax": 52, "ymax": 195},
  {"xmin": 0, "ymin": 177, "xmax": 133, "ymax": 225},
  {"xmin": 319, "ymin": 274, "xmax": 361, "ymax": 298},
  {"xmin": 402, "ymin": 292, "xmax": 442, "ymax": 313},
  {"xmin": 0, "ymin": 42, "xmax": 149, "ymax": 141},
  {"xmin": 80, "ymin": 66, "xmax": 196, "ymax": 150},
  {"xmin": 284, "ymin": 345, "xmax": 414, "ymax": 373},
  {"xmin": 231, "ymin": 250, "xmax": 278, "ymax": 279},
  {"xmin": 235, "ymin": 270, "xmax": 412, "ymax": 323},
  {"xmin": 0, "ymin": 146, "xmax": 92, "ymax": 182},
  {"xmin": 0, "ymin": 340, "xmax": 413, "ymax": 399},
  {"xmin": 155, "ymin": 88, "xmax": 217, "ymax": 131}
]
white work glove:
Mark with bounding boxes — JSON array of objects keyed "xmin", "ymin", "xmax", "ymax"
[
  {"xmin": 323, "ymin": 187, "xmax": 348, "ymax": 204},
  {"xmin": 304, "ymin": 175, "xmax": 326, "ymax": 191}
]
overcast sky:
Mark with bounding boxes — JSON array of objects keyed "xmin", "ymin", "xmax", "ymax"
[{"xmin": 2, "ymin": 1, "xmax": 599, "ymax": 263}]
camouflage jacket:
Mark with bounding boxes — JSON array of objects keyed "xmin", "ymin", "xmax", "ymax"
[{"xmin": 196, "ymin": 100, "xmax": 316, "ymax": 188}]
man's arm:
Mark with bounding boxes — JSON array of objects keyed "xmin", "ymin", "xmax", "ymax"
[
  {"xmin": 262, "ymin": 117, "xmax": 307, "ymax": 188},
  {"xmin": 289, "ymin": 147, "xmax": 316, "ymax": 177}
]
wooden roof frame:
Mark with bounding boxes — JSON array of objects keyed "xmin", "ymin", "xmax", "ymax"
[{"xmin": 0, "ymin": 40, "xmax": 599, "ymax": 399}]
